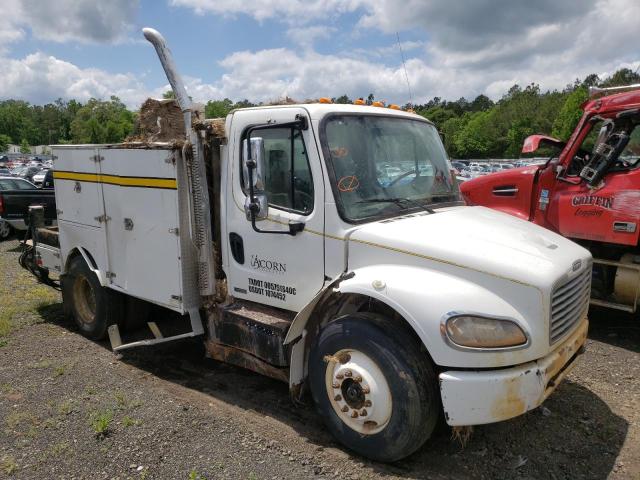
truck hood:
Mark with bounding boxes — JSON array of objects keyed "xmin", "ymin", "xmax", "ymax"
[{"xmin": 348, "ymin": 205, "xmax": 588, "ymax": 287}]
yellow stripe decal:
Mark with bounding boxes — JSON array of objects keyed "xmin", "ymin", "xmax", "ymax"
[{"xmin": 53, "ymin": 171, "xmax": 177, "ymax": 189}]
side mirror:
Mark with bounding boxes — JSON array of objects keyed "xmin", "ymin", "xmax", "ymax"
[
  {"xmin": 242, "ymin": 137, "xmax": 265, "ymax": 191},
  {"xmin": 244, "ymin": 192, "xmax": 268, "ymax": 221},
  {"xmin": 242, "ymin": 136, "xmax": 268, "ymax": 221}
]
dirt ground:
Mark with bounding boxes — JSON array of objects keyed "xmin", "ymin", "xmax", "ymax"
[{"xmin": 0, "ymin": 237, "xmax": 638, "ymax": 480}]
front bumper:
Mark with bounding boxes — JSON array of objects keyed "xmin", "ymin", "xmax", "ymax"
[{"xmin": 439, "ymin": 318, "xmax": 588, "ymax": 426}]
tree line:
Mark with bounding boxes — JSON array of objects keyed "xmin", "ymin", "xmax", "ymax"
[{"xmin": 1, "ymin": 68, "xmax": 638, "ymax": 158}]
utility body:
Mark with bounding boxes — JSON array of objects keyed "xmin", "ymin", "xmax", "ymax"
[
  {"xmin": 461, "ymin": 85, "xmax": 640, "ymax": 314},
  {"xmin": 28, "ymin": 28, "xmax": 591, "ymax": 461}
]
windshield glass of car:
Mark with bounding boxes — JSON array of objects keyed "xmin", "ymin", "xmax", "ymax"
[
  {"xmin": 0, "ymin": 178, "xmax": 36, "ymax": 190},
  {"xmin": 323, "ymin": 115, "xmax": 459, "ymax": 222}
]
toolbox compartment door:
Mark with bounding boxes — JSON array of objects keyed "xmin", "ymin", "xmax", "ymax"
[{"xmin": 98, "ymin": 147, "xmax": 184, "ymax": 312}]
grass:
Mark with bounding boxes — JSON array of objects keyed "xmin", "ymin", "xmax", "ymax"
[
  {"xmin": 188, "ymin": 471, "xmax": 207, "ymax": 480},
  {"xmin": 0, "ymin": 243, "xmax": 60, "ymax": 341},
  {"xmin": 89, "ymin": 409, "xmax": 113, "ymax": 438},
  {"xmin": 2, "ymin": 456, "xmax": 17, "ymax": 475},
  {"xmin": 122, "ymin": 415, "xmax": 141, "ymax": 427}
]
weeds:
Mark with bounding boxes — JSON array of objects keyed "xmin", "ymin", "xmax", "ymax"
[
  {"xmin": 2, "ymin": 456, "xmax": 17, "ymax": 475},
  {"xmin": 89, "ymin": 409, "xmax": 113, "ymax": 438},
  {"xmin": 53, "ymin": 365, "xmax": 66, "ymax": 377},
  {"xmin": 57, "ymin": 400, "xmax": 73, "ymax": 416},
  {"xmin": 189, "ymin": 471, "xmax": 207, "ymax": 480},
  {"xmin": 122, "ymin": 415, "xmax": 141, "ymax": 427}
]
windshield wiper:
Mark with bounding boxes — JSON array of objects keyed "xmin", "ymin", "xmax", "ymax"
[{"xmin": 357, "ymin": 197, "xmax": 435, "ymax": 214}]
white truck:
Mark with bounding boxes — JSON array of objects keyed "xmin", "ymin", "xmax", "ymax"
[{"xmin": 26, "ymin": 28, "xmax": 591, "ymax": 462}]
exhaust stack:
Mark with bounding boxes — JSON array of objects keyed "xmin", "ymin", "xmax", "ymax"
[{"xmin": 142, "ymin": 27, "xmax": 192, "ymax": 136}]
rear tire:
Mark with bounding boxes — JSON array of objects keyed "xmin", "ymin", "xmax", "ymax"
[
  {"xmin": 0, "ymin": 220, "xmax": 12, "ymax": 240},
  {"xmin": 65, "ymin": 255, "xmax": 123, "ymax": 340},
  {"xmin": 309, "ymin": 312, "xmax": 439, "ymax": 462}
]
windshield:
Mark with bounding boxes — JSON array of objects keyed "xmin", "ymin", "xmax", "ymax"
[{"xmin": 322, "ymin": 115, "xmax": 459, "ymax": 222}]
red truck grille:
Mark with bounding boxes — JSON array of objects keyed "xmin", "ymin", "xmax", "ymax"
[{"xmin": 550, "ymin": 266, "xmax": 591, "ymax": 345}]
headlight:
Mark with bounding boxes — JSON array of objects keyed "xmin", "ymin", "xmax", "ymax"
[{"xmin": 443, "ymin": 315, "xmax": 527, "ymax": 349}]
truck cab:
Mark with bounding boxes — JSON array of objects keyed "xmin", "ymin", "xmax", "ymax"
[
  {"xmin": 24, "ymin": 28, "xmax": 592, "ymax": 462},
  {"xmin": 461, "ymin": 86, "xmax": 640, "ymax": 312}
]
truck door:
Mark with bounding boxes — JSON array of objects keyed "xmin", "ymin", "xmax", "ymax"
[
  {"xmin": 225, "ymin": 108, "xmax": 325, "ymax": 312},
  {"xmin": 551, "ymin": 119, "xmax": 640, "ymax": 246}
]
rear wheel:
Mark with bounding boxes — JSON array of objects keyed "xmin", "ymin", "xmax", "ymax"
[
  {"xmin": 65, "ymin": 255, "xmax": 123, "ymax": 340},
  {"xmin": 309, "ymin": 312, "xmax": 439, "ymax": 462},
  {"xmin": 0, "ymin": 220, "xmax": 12, "ymax": 240}
]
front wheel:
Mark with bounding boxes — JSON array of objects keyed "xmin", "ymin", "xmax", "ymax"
[{"xmin": 309, "ymin": 313, "xmax": 439, "ymax": 462}]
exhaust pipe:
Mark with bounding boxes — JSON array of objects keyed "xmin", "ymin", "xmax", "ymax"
[{"xmin": 142, "ymin": 27, "xmax": 192, "ymax": 135}]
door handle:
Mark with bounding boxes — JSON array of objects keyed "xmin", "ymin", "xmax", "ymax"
[
  {"xmin": 229, "ymin": 232, "xmax": 245, "ymax": 264},
  {"xmin": 493, "ymin": 186, "xmax": 518, "ymax": 196}
]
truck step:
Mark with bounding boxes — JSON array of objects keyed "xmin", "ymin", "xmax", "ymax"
[
  {"xmin": 108, "ymin": 310, "xmax": 205, "ymax": 353},
  {"xmin": 212, "ymin": 301, "xmax": 295, "ymax": 367}
]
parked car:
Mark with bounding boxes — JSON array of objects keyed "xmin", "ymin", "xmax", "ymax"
[
  {"xmin": 42, "ymin": 169, "xmax": 55, "ymax": 189},
  {"xmin": 0, "ymin": 176, "xmax": 56, "ymax": 240},
  {"xmin": 32, "ymin": 168, "xmax": 49, "ymax": 187},
  {"xmin": 12, "ymin": 166, "xmax": 41, "ymax": 182},
  {"xmin": 0, "ymin": 167, "xmax": 11, "ymax": 176}
]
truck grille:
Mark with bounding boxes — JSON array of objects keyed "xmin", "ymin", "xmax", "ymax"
[{"xmin": 550, "ymin": 266, "xmax": 591, "ymax": 345}]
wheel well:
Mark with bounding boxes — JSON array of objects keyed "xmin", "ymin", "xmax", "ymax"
[
  {"xmin": 64, "ymin": 247, "xmax": 97, "ymax": 272},
  {"xmin": 300, "ymin": 292, "xmax": 431, "ymax": 382}
]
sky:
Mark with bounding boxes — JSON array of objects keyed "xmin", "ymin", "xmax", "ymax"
[{"xmin": 0, "ymin": 0, "xmax": 639, "ymax": 109}]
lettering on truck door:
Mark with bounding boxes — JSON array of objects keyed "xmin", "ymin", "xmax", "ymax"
[{"xmin": 226, "ymin": 107, "xmax": 325, "ymax": 312}]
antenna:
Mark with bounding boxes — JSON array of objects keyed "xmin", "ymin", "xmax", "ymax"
[{"xmin": 396, "ymin": 32, "xmax": 413, "ymax": 106}]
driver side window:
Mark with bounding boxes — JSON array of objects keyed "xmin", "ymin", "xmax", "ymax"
[{"xmin": 244, "ymin": 127, "xmax": 314, "ymax": 214}]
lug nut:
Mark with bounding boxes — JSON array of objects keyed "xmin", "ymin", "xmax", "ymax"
[
  {"xmin": 362, "ymin": 386, "xmax": 370, "ymax": 394},
  {"xmin": 354, "ymin": 375, "xmax": 362, "ymax": 383},
  {"xmin": 351, "ymin": 411, "xmax": 359, "ymax": 418},
  {"xmin": 338, "ymin": 353, "xmax": 351, "ymax": 364},
  {"xmin": 341, "ymin": 405, "xmax": 349, "ymax": 412},
  {"xmin": 336, "ymin": 373, "xmax": 344, "ymax": 380},
  {"xmin": 332, "ymin": 382, "xmax": 340, "ymax": 389},
  {"xmin": 344, "ymin": 370, "xmax": 352, "ymax": 377},
  {"xmin": 364, "ymin": 400, "xmax": 372, "ymax": 407},
  {"xmin": 360, "ymin": 409, "xmax": 368, "ymax": 417},
  {"xmin": 334, "ymin": 394, "xmax": 342, "ymax": 401}
]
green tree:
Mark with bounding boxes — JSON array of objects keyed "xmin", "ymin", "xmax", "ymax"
[
  {"xmin": 205, "ymin": 98, "xmax": 234, "ymax": 118},
  {"xmin": 552, "ymin": 86, "xmax": 588, "ymax": 141},
  {"xmin": 20, "ymin": 138, "xmax": 31, "ymax": 153},
  {"xmin": 70, "ymin": 97, "xmax": 134, "ymax": 144},
  {"xmin": 0, "ymin": 134, "xmax": 10, "ymax": 153},
  {"xmin": 162, "ymin": 90, "xmax": 176, "ymax": 99}
]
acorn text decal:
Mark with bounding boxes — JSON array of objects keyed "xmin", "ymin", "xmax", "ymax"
[{"xmin": 250, "ymin": 254, "xmax": 286, "ymax": 274}]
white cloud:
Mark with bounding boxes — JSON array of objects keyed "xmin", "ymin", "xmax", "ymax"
[
  {"xmin": 0, "ymin": 52, "xmax": 149, "ymax": 107},
  {"xmin": 170, "ymin": 0, "xmax": 361, "ymax": 23},
  {"xmin": 0, "ymin": 0, "xmax": 139, "ymax": 47},
  {"xmin": 287, "ymin": 25, "xmax": 337, "ymax": 50}
]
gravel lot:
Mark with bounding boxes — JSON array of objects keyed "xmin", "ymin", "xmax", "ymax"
[{"xmin": 0, "ymin": 237, "xmax": 638, "ymax": 479}]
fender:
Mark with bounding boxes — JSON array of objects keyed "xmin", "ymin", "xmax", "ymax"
[
  {"xmin": 286, "ymin": 264, "xmax": 542, "ymax": 389},
  {"xmin": 65, "ymin": 246, "xmax": 109, "ymax": 287}
]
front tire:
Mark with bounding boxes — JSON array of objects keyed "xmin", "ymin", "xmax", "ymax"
[
  {"xmin": 65, "ymin": 255, "xmax": 123, "ymax": 340},
  {"xmin": 309, "ymin": 313, "xmax": 439, "ymax": 462}
]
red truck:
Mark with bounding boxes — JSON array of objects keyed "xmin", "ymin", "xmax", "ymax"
[{"xmin": 460, "ymin": 84, "xmax": 640, "ymax": 313}]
